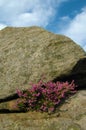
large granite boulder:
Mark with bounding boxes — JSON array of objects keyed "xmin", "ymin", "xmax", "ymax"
[
  {"xmin": 0, "ymin": 90, "xmax": 86, "ymax": 130},
  {"xmin": 0, "ymin": 26, "xmax": 86, "ymax": 99},
  {"xmin": 0, "ymin": 26, "xmax": 86, "ymax": 130}
]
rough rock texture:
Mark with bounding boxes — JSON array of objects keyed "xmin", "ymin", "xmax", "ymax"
[
  {"xmin": 56, "ymin": 56, "xmax": 86, "ymax": 89},
  {"xmin": 0, "ymin": 26, "xmax": 86, "ymax": 130},
  {"xmin": 0, "ymin": 90, "xmax": 86, "ymax": 130},
  {"xmin": 0, "ymin": 26, "xmax": 86, "ymax": 99}
]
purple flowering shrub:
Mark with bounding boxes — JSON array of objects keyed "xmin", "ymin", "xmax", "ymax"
[{"xmin": 16, "ymin": 79, "xmax": 77, "ymax": 113}]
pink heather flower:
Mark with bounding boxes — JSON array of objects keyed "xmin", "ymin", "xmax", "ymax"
[
  {"xmin": 16, "ymin": 89, "xmax": 23, "ymax": 97},
  {"xmin": 61, "ymin": 92, "xmax": 65, "ymax": 98},
  {"xmin": 48, "ymin": 107, "xmax": 54, "ymax": 112},
  {"xmin": 13, "ymin": 103, "xmax": 18, "ymax": 109},
  {"xmin": 42, "ymin": 106, "xmax": 47, "ymax": 112},
  {"xmin": 36, "ymin": 93, "xmax": 40, "ymax": 97},
  {"xmin": 58, "ymin": 84, "xmax": 63, "ymax": 90},
  {"xmin": 15, "ymin": 78, "xmax": 77, "ymax": 113},
  {"xmin": 54, "ymin": 99, "xmax": 60, "ymax": 105},
  {"xmin": 23, "ymin": 93, "xmax": 28, "ymax": 98}
]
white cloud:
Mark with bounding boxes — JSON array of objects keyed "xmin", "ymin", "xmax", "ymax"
[
  {"xmin": 0, "ymin": 0, "xmax": 85, "ymax": 51},
  {"xmin": 0, "ymin": 0, "xmax": 68, "ymax": 28},
  {"xmin": 0, "ymin": 23, "xmax": 6, "ymax": 30},
  {"xmin": 11, "ymin": 6, "xmax": 53, "ymax": 27},
  {"xmin": 59, "ymin": 7, "xmax": 86, "ymax": 51}
]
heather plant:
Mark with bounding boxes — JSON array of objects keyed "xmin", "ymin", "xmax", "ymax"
[{"xmin": 15, "ymin": 78, "xmax": 77, "ymax": 113}]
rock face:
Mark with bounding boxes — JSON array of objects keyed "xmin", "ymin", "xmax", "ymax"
[
  {"xmin": 55, "ymin": 56, "xmax": 86, "ymax": 90},
  {"xmin": 0, "ymin": 90, "xmax": 86, "ymax": 130},
  {"xmin": 0, "ymin": 26, "xmax": 86, "ymax": 99},
  {"xmin": 0, "ymin": 26, "xmax": 86, "ymax": 130}
]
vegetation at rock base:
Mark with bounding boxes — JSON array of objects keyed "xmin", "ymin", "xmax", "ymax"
[{"xmin": 15, "ymin": 77, "xmax": 77, "ymax": 113}]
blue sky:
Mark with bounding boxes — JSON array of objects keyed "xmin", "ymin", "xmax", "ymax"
[{"xmin": 0, "ymin": 0, "xmax": 86, "ymax": 51}]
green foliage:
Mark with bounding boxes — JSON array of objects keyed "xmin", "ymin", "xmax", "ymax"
[{"xmin": 15, "ymin": 77, "xmax": 77, "ymax": 113}]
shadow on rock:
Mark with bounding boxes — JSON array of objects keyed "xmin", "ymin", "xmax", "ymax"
[
  {"xmin": 0, "ymin": 109, "xmax": 27, "ymax": 114},
  {"xmin": 53, "ymin": 57, "xmax": 86, "ymax": 90},
  {"xmin": 0, "ymin": 93, "xmax": 18, "ymax": 103}
]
